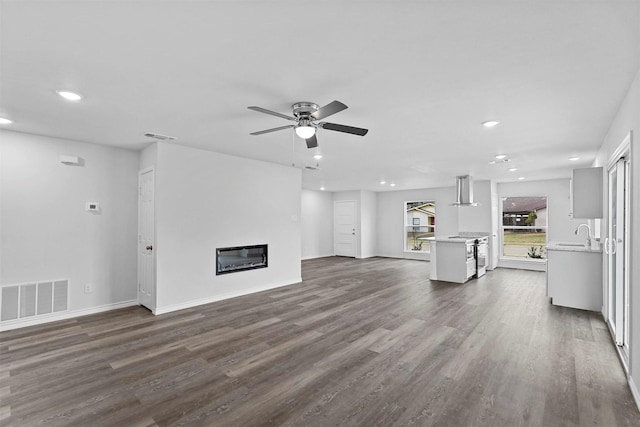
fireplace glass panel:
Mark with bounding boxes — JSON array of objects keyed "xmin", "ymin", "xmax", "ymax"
[{"xmin": 216, "ymin": 244, "xmax": 268, "ymax": 275}]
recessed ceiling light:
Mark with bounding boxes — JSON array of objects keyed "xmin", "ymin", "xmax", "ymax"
[
  {"xmin": 482, "ymin": 120, "xmax": 500, "ymax": 128},
  {"xmin": 320, "ymin": 186, "xmax": 325, "ymax": 191},
  {"xmin": 0, "ymin": 117, "xmax": 13, "ymax": 124},
  {"xmin": 490, "ymin": 157, "xmax": 511, "ymax": 164},
  {"xmin": 518, "ymin": 177, "xmax": 525, "ymax": 180},
  {"xmin": 569, "ymin": 156, "xmax": 580, "ymax": 161},
  {"xmin": 380, "ymin": 180, "xmax": 386, "ymax": 185},
  {"xmin": 56, "ymin": 90, "xmax": 83, "ymax": 101},
  {"xmin": 313, "ymin": 154, "xmax": 323, "ymax": 160},
  {"xmin": 390, "ymin": 183, "xmax": 396, "ymax": 187},
  {"xmin": 508, "ymin": 167, "xmax": 518, "ymax": 172}
]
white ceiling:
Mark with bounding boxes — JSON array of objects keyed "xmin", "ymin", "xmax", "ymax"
[{"xmin": 1, "ymin": 1, "xmax": 639, "ymax": 191}]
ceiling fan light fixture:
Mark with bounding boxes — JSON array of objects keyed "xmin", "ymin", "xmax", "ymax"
[
  {"xmin": 295, "ymin": 122, "xmax": 316, "ymax": 139},
  {"xmin": 248, "ymin": 100, "xmax": 368, "ymax": 147}
]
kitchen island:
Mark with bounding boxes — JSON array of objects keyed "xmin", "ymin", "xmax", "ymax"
[{"xmin": 426, "ymin": 236, "xmax": 477, "ymax": 283}]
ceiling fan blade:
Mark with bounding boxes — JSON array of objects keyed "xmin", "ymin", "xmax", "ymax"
[
  {"xmin": 319, "ymin": 122, "xmax": 368, "ymax": 136},
  {"xmin": 311, "ymin": 100, "xmax": 348, "ymax": 120},
  {"xmin": 250, "ymin": 124, "xmax": 294, "ymax": 135},
  {"xmin": 305, "ymin": 134, "xmax": 318, "ymax": 149},
  {"xmin": 248, "ymin": 106, "xmax": 296, "ymax": 121}
]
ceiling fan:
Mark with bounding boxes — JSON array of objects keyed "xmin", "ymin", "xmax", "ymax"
[{"xmin": 248, "ymin": 101, "xmax": 368, "ymax": 149}]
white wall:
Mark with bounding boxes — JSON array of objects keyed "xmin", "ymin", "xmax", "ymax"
[
  {"xmin": 139, "ymin": 142, "xmax": 157, "ymax": 170},
  {"xmin": 301, "ymin": 189, "xmax": 333, "ymax": 260},
  {"xmin": 376, "ymin": 187, "xmax": 460, "ymax": 261},
  {"xmin": 594, "ymin": 66, "xmax": 640, "ymax": 406},
  {"xmin": 360, "ymin": 190, "xmax": 377, "ymax": 258},
  {"xmin": 0, "ymin": 130, "xmax": 139, "ymax": 325},
  {"xmin": 458, "ymin": 180, "xmax": 493, "ymax": 233},
  {"xmin": 154, "ymin": 142, "xmax": 301, "ymax": 313}
]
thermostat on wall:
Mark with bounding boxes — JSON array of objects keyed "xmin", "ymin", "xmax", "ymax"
[{"xmin": 86, "ymin": 202, "xmax": 100, "ymax": 212}]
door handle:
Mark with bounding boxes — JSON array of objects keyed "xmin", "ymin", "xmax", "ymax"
[
  {"xmin": 604, "ymin": 238, "xmax": 617, "ymax": 254},
  {"xmin": 146, "ymin": 245, "xmax": 153, "ymax": 251}
]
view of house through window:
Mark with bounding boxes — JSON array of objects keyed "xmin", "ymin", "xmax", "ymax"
[
  {"xmin": 405, "ymin": 201, "xmax": 435, "ymax": 252},
  {"xmin": 502, "ymin": 197, "xmax": 547, "ymax": 259}
]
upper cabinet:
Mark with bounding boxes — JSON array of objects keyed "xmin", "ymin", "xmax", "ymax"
[{"xmin": 571, "ymin": 167, "xmax": 603, "ymax": 218}]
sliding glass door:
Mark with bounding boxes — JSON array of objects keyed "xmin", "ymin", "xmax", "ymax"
[{"xmin": 606, "ymin": 150, "xmax": 630, "ymax": 363}]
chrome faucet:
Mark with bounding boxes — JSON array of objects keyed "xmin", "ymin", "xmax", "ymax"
[{"xmin": 575, "ymin": 223, "xmax": 592, "ymax": 248}]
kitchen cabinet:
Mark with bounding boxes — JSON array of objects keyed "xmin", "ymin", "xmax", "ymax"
[
  {"xmin": 428, "ymin": 237, "xmax": 476, "ymax": 283},
  {"xmin": 546, "ymin": 242, "xmax": 602, "ymax": 311},
  {"xmin": 571, "ymin": 167, "xmax": 603, "ymax": 218}
]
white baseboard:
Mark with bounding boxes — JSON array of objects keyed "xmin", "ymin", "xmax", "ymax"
[
  {"xmin": 630, "ymin": 375, "xmax": 640, "ymax": 412},
  {"xmin": 497, "ymin": 258, "xmax": 547, "ymax": 271},
  {"xmin": 0, "ymin": 299, "xmax": 139, "ymax": 331},
  {"xmin": 302, "ymin": 253, "xmax": 334, "ymax": 260},
  {"xmin": 153, "ymin": 277, "xmax": 302, "ymax": 315}
]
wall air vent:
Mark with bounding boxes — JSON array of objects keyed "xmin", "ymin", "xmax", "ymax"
[
  {"xmin": 1, "ymin": 280, "xmax": 68, "ymax": 322},
  {"xmin": 144, "ymin": 132, "xmax": 176, "ymax": 141}
]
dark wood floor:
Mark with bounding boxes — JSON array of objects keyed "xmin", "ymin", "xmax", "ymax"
[{"xmin": 1, "ymin": 257, "xmax": 639, "ymax": 426}]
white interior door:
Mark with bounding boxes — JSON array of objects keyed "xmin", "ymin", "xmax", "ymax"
[
  {"xmin": 334, "ymin": 200, "xmax": 356, "ymax": 257},
  {"xmin": 138, "ymin": 168, "xmax": 155, "ymax": 311}
]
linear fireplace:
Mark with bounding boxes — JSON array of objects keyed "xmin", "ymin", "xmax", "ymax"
[{"xmin": 216, "ymin": 244, "xmax": 268, "ymax": 275}]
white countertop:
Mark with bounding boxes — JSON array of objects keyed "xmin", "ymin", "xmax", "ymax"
[
  {"xmin": 546, "ymin": 241, "xmax": 603, "ymax": 253},
  {"xmin": 423, "ymin": 236, "xmax": 476, "ymax": 243}
]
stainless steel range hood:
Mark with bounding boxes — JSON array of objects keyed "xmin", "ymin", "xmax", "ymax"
[{"xmin": 451, "ymin": 175, "xmax": 478, "ymax": 207}]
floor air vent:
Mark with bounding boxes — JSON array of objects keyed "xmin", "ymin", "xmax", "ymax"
[{"xmin": 1, "ymin": 280, "xmax": 69, "ymax": 321}]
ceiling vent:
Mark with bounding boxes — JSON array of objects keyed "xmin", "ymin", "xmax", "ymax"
[
  {"xmin": 144, "ymin": 132, "xmax": 176, "ymax": 141},
  {"xmin": 451, "ymin": 175, "xmax": 478, "ymax": 207}
]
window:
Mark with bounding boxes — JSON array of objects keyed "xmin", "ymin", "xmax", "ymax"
[
  {"xmin": 501, "ymin": 197, "xmax": 547, "ymax": 259},
  {"xmin": 405, "ymin": 201, "xmax": 435, "ymax": 252}
]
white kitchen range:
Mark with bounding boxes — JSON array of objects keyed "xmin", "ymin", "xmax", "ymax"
[{"xmin": 427, "ymin": 234, "xmax": 489, "ymax": 284}]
